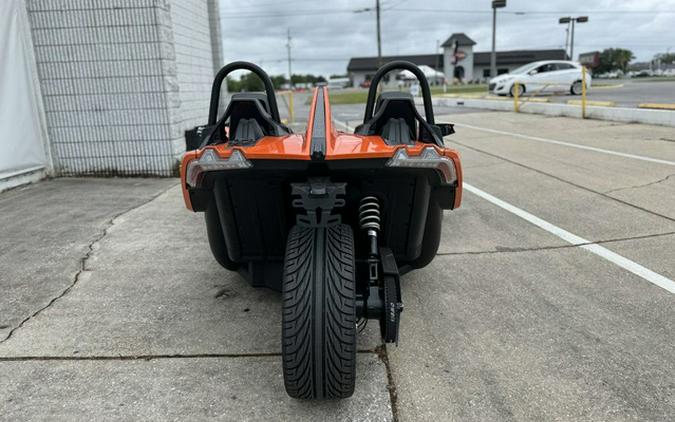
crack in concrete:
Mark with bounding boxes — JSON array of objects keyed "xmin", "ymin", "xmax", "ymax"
[
  {"xmin": 604, "ymin": 173, "xmax": 675, "ymax": 195},
  {"xmin": 436, "ymin": 231, "xmax": 675, "ymax": 257},
  {"xmin": 0, "ymin": 184, "xmax": 178, "ymax": 345},
  {"xmin": 450, "ymin": 139, "xmax": 675, "ymax": 223},
  {"xmin": 375, "ymin": 344, "xmax": 399, "ymax": 422},
  {"xmin": 0, "ymin": 349, "xmax": 379, "ymax": 362}
]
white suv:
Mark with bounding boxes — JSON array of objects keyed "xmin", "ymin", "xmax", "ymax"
[{"xmin": 489, "ymin": 60, "xmax": 591, "ymax": 96}]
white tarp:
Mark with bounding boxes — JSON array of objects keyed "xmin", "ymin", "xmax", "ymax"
[
  {"xmin": 398, "ymin": 65, "xmax": 446, "ymax": 83},
  {"xmin": 0, "ymin": 0, "xmax": 51, "ymax": 182}
]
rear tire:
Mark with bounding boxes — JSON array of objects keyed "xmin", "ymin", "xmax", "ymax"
[{"xmin": 282, "ymin": 224, "xmax": 356, "ymax": 399}]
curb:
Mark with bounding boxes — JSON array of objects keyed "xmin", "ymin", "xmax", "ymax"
[
  {"xmin": 429, "ymin": 97, "xmax": 675, "ymax": 127},
  {"xmin": 567, "ymin": 99, "xmax": 616, "ymax": 107},
  {"xmin": 638, "ymin": 103, "xmax": 675, "ymax": 111}
]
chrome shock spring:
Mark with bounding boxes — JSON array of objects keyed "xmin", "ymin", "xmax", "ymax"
[
  {"xmin": 359, "ymin": 196, "xmax": 381, "ymax": 233},
  {"xmin": 360, "ymin": 196, "xmax": 381, "ymax": 285}
]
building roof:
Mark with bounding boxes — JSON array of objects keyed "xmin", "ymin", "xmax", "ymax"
[
  {"xmin": 441, "ymin": 33, "xmax": 476, "ymax": 47},
  {"xmin": 473, "ymin": 49, "xmax": 568, "ymax": 66},
  {"xmin": 347, "ymin": 49, "xmax": 569, "ymax": 73},
  {"xmin": 347, "ymin": 54, "xmax": 443, "ymax": 72}
]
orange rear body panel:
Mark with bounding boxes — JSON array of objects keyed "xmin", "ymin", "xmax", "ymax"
[{"xmin": 181, "ymin": 86, "xmax": 462, "ymax": 210}]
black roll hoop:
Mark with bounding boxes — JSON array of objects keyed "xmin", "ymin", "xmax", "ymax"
[
  {"xmin": 208, "ymin": 61, "xmax": 281, "ymax": 125},
  {"xmin": 362, "ymin": 60, "xmax": 436, "ymax": 125}
]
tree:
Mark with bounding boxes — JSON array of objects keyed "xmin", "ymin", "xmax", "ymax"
[
  {"xmin": 225, "ymin": 73, "xmax": 265, "ymax": 92},
  {"xmin": 227, "ymin": 73, "xmax": 327, "ymax": 91},
  {"xmin": 270, "ymin": 75, "xmax": 286, "ymax": 90},
  {"xmin": 596, "ymin": 48, "xmax": 635, "ymax": 74},
  {"xmin": 654, "ymin": 52, "xmax": 675, "ymax": 64}
]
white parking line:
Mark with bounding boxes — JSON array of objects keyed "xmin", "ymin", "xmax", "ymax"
[
  {"xmin": 464, "ymin": 183, "xmax": 675, "ymax": 294},
  {"xmin": 454, "ymin": 123, "xmax": 675, "ymax": 167},
  {"xmin": 333, "ymin": 117, "xmax": 675, "ymax": 293}
]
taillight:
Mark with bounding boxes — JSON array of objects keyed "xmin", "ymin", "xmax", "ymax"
[
  {"xmin": 185, "ymin": 149, "xmax": 252, "ymax": 187},
  {"xmin": 385, "ymin": 147, "xmax": 457, "ymax": 185}
]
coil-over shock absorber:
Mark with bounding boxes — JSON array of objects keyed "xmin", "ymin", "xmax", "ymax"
[
  {"xmin": 358, "ymin": 195, "xmax": 402, "ymax": 344},
  {"xmin": 359, "ymin": 196, "xmax": 381, "ymax": 285}
]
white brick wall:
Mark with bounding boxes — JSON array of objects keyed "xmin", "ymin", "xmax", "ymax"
[
  {"xmin": 166, "ymin": 0, "xmax": 215, "ymax": 163},
  {"xmin": 26, "ymin": 0, "xmax": 222, "ymax": 176}
]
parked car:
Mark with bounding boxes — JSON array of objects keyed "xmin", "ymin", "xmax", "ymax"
[
  {"xmin": 596, "ymin": 70, "xmax": 623, "ymax": 79},
  {"xmin": 489, "ymin": 60, "xmax": 591, "ymax": 96}
]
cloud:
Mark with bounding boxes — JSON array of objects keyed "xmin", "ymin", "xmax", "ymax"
[{"xmin": 218, "ymin": 0, "xmax": 675, "ymax": 76}]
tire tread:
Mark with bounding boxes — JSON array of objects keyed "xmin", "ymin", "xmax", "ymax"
[{"xmin": 282, "ymin": 224, "xmax": 356, "ymax": 399}]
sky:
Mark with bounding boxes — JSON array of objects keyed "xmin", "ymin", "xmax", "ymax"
[{"xmin": 218, "ymin": 0, "xmax": 675, "ymax": 77}]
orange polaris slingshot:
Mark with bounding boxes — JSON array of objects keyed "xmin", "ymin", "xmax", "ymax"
[{"xmin": 181, "ymin": 61, "xmax": 462, "ymax": 399}]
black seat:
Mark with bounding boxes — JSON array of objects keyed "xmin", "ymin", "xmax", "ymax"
[
  {"xmin": 219, "ymin": 93, "xmax": 291, "ymax": 145},
  {"xmin": 355, "ymin": 92, "xmax": 438, "ymax": 145}
]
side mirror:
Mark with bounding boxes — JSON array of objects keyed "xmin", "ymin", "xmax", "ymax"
[
  {"xmin": 528, "ymin": 69, "xmax": 538, "ymax": 76},
  {"xmin": 437, "ymin": 123, "xmax": 455, "ymax": 137},
  {"xmin": 426, "ymin": 123, "xmax": 454, "ymax": 141},
  {"xmin": 185, "ymin": 124, "xmax": 216, "ymax": 151}
]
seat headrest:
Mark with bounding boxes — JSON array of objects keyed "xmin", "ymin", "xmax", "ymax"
[
  {"xmin": 374, "ymin": 92, "xmax": 415, "ymax": 114},
  {"xmin": 231, "ymin": 92, "xmax": 270, "ymax": 114}
]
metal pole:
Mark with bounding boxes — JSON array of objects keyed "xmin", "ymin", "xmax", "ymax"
[
  {"xmin": 564, "ymin": 22, "xmax": 570, "ymax": 57},
  {"xmin": 286, "ymin": 28, "xmax": 292, "ymax": 89},
  {"xmin": 581, "ymin": 66, "xmax": 587, "ymax": 118},
  {"xmin": 570, "ymin": 19, "xmax": 575, "ymax": 60},
  {"xmin": 490, "ymin": 6, "xmax": 497, "ymax": 78},
  {"xmin": 376, "ymin": 0, "xmax": 382, "ymax": 66},
  {"xmin": 436, "ymin": 39, "xmax": 440, "ymax": 85}
]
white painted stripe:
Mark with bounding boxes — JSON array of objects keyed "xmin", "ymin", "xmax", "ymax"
[
  {"xmin": 333, "ymin": 119, "xmax": 353, "ymax": 131},
  {"xmin": 454, "ymin": 122, "xmax": 675, "ymax": 167},
  {"xmin": 464, "ymin": 182, "xmax": 675, "ymax": 294},
  {"xmin": 334, "ymin": 117, "xmax": 675, "ymax": 293}
]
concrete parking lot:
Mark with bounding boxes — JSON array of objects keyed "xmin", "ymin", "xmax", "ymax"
[{"xmin": 1, "ymin": 110, "xmax": 674, "ymax": 421}]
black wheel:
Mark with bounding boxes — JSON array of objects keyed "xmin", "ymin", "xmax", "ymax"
[
  {"xmin": 570, "ymin": 80, "xmax": 583, "ymax": 95},
  {"xmin": 509, "ymin": 83, "xmax": 525, "ymax": 97},
  {"xmin": 205, "ymin": 201, "xmax": 239, "ymax": 271},
  {"xmin": 282, "ymin": 224, "xmax": 356, "ymax": 399}
]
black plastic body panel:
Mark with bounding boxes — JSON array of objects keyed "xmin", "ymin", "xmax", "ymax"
[{"xmin": 192, "ymin": 160, "xmax": 456, "ymax": 291}]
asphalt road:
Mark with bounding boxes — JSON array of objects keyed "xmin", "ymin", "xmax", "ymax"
[
  {"xmin": 1, "ymin": 110, "xmax": 674, "ymax": 421},
  {"xmin": 588, "ymin": 79, "xmax": 675, "ymax": 106},
  {"xmin": 528, "ymin": 79, "xmax": 675, "ymax": 108},
  {"xmin": 478, "ymin": 79, "xmax": 675, "ymax": 108}
]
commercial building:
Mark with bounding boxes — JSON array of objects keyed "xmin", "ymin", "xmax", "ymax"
[
  {"xmin": 1, "ymin": 0, "xmax": 224, "ymax": 191},
  {"xmin": 347, "ymin": 33, "xmax": 568, "ymax": 87}
]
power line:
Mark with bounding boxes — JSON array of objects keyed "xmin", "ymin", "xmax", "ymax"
[
  {"xmin": 220, "ymin": 7, "xmax": 675, "ymax": 20},
  {"xmin": 387, "ymin": 7, "xmax": 675, "ymax": 15}
]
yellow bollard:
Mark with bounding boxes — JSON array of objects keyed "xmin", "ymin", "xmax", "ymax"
[
  {"xmin": 581, "ymin": 66, "xmax": 587, "ymax": 119},
  {"xmin": 513, "ymin": 81, "xmax": 520, "ymax": 113},
  {"xmin": 288, "ymin": 91, "xmax": 295, "ymax": 124}
]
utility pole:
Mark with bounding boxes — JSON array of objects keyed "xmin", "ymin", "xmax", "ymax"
[
  {"xmin": 354, "ymin": 1, "xmax": 382, "ymax": 66},
  {"xmin": 490, "ymin": 0, "xmax": 506, "ymax": 79},
  {"xmin": 564, "ymin": 21, "xmax": 570, "ymax": 56},
  {"xmin": 376, "ymin": 0, "xmax": 382, "ymax": 66},
  {"xmin": 286, "ymin": 28, "xmax": 292, "ymax": 89},
  {"xmin": 559, "ymin": 16, "xmax": 587, "ymax": 61},
  {"xmin": 435, "ymin": 40, "xmax": 441, "ymax": 72},
  {"xmin": 570, "ymin": 19, "xmax": 575, "ymax": 60}
]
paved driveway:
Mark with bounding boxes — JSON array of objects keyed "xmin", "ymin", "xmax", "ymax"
[{"xmin": 1, "ymin": 111, "xmax": 674, "ymax": 421}]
